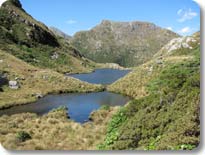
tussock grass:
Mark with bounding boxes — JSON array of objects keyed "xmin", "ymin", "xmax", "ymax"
[
  {"xmin": 0, "ymin": 49, "xmax": 103, "ymax": 109},
  {"xmin": 0, "ymin": 106, "xmax": 119, "ymax": 150}
]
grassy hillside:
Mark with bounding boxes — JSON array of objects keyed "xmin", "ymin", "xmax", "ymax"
[
  {"xmin": 107, "ymin": 33, "xmax": 200, "ymax": 98},
  {"xmin": 0, "ymin": 49, "xmax": 103, "ymax": 109},
  {"xmin": 100, "ymin": 33, "xmax": 200, "ymax": 150},
  {"xmin": 71, "ymin": 20, "xmax": 179, "ymax": 67},
  {"xmin": 0, "ymin": 0, "xmax": 96, "ymax": 74}
]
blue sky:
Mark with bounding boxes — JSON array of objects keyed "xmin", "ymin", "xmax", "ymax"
[{"xmin": 19, "ymin": 0, "xmax": 200, "ymax": 36}]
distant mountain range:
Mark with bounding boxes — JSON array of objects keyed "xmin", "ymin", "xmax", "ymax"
[
  {"xmin": 49, "ymin": 26, "xmax": 72, "ymax": 40},
  {"xmin": 71, "ymin": 20, "xmax": 180, "ymax": 67}
]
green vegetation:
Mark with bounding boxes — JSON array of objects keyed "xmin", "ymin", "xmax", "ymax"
[
  {"xmin": 98, "ymin": 107, "xmax": 127, "ymax": 150},
  {"xmin": 100, "ymin": 45, "xmax": 200, "ymax": 150},
  {"xmin": 100, "ymin": 105, "xmax": 111, "ymax": 110},
  {"xmin": 16, "ymin": 131, "xmax": 31, "ymax": 142},
  {"xmin": 144, "ymin": 136, "xmax": 161, "ymax": 150},
  {"xmin": 51, "ymin": 106, "xmax": 68, "ymax": 112},
  {"xmin": 174, "ymin": 144, "xmax": 196, "ymax": 150}
]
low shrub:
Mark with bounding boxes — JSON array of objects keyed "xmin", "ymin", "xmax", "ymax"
[{"xmin": 16, "ymin": 131, "xmax": 31, "ymax": 142}]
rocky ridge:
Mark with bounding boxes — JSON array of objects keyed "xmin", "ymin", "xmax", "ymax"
[{"xmin": 71, "ymin": 20, "xmax": 180, "ymax": 67}]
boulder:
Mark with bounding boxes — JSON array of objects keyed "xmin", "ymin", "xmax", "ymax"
[
  {"xmin": 51, "ymin": 52, "xmax": 59, "ymax": 60},
  {"xmin": 9, "ymin": 80, "xmax": 19, "ymax": 89},
  {"xmin": 35, "ymin": 93, "xmax": 43, "ymax": 99},
  {"xmin": 156, "ymin": 59, "xmax": 163, "ymax": 65}
]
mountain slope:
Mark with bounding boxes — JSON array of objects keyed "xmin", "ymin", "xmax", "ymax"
[
  {"xmin": 0, "ymin": 48, "xmax": 103, "ymax": 109},
  {"xmin": 0, "ymin": 0, "xmax": 96, "ymax": 73},
  {"xmin": 71, "ymin": 20, "xmax": 180, "ymax": 67},
  {"xmin": 107, "ymin": 32, "xmax": 200, "ymax": 98},
  {"xmin": 99, "ymin": 32, "xmax": 200, "ymax": 150}
]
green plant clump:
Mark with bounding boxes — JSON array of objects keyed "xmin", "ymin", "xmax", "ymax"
[
  {"xmin": 16, "ymin": 131, "xmax": 31, "ymax": 142},
  {"xmin": 98, "ymin": 107, "xmax": 127, "ymax": 150},
  {"xmin": 100, "ymin": 105, "xmax": 111, "ymax": 110}
]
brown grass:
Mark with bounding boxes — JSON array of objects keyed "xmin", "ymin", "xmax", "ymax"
[
  {"xmin": 0, "ymin": 107, "xmax": 119, "ymax": 150},
  {"xmin": 0, "ymin": 49, "xmax": 103, "ymax": 109}
]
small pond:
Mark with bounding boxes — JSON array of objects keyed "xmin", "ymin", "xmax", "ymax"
[
  {"xmin": 0, "ymin": 91, "xmax": 130, "ymax": 123},
  {"xmin": 0, "ymin": 69, "xmax": 131, "ymax": 123}
]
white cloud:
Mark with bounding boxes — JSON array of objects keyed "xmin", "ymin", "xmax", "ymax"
[
  {"xmin": 166, "ymin": 27, "xmax": 173, "ymax": 31},
  {"xmin": 66, "ymin": 19, "xmax": 77, "ymax": 24},
  {"xmin": 177, "ymin": 8, "xmax": 198, "ymax": 22},
  {"xmin": 177, "ymin": 9, "xmax": 183, "ymax": 15},
  {"xmin": 178, "ymin": 27, "xmax": 191, "ymax": 34},
  {"xmin": 0, "ymin": 0, "xmax": 7, "ymax": 7}
]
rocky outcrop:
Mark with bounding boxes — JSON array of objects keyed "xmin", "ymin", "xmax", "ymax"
[{"xmin": 154, "ymin": 31, "xmax": 200, "ymax": 57}]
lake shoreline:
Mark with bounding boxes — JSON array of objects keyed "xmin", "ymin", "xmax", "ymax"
[
  {"xmin": 0, "ymin": 87, "xmax": 106, "ymax": 110},
  {"xmin": 0, "ymin": 69, "xmax": 131, "ymax": 113},
  {"xmin": 66, "ymin": 67, "xmax": 131, "ymax": 76}
]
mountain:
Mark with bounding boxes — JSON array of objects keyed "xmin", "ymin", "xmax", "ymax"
[
  {"xmin": 0, "ymin": 0, "xmax": 96, "ymax": 73},
  {"xmin": 71, "ymin": 20, "xmax": 180, "ymax": 67},
  {"xmin": 50, "ymin": 26, "xmax": 72, "ymax": 40}
]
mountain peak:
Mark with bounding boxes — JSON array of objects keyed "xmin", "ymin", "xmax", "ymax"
[
  {"xmin": 1, "ymin": 0, "xmax": 22, "ymax": 8},
  {"xmin": 10, "ymin": 0, "xmax": 22, "ymax": 8},
  {"xmin": 72, "ymin": 21, "xmax": 180, "ymax": 67},
  {"xmin": 99, "ymin": 20, "xmax": 113, "ymax": 26}
]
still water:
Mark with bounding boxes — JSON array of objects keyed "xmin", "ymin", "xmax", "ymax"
[
  {"xmin": 0, "ymin": 91, "xmax": 130, "ymax": 123},
  {"xmin": 0, "ymin": 69, "xmax": 131, "ymax": 123},
  {"xmin": 68, "ymin": 68, "xmax": 130, "ymax": 84}
]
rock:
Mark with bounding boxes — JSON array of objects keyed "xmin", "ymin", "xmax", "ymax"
[
  {"xmin": 64, "ymin": 76, "xmax": 69, "ymax": 80},
  {"xmin": 26, "ymin": 32, "xmax": 30, "ymax": 37},
  {"xmin": 35, "ymin": 93, "xmax": 43, "ymax": 99},
  {"xmin": 104, "ymin": 63, "xmax": 127, "ymax": 70},
  {"xmin": 163, "ymin": 36, "xmax": 197, "ymax": 54},
  {"xmin": 0, "ymin": 60, "xmax": 3, "ymax": 63},
  {"xmin": 9, "ymin": 81, "xmax": 19, "ymax": 89},
  {"xmin": 42, "ymin": 75, "xmax": 48, "ymax": 80},
  {"xmin": 51, "ymin": 52, "xmax": 59, "ymax": 60},
  {"xmin": 156, "ymin": 59, "xmax": 163, "ymax": 65},
  {"xmin": 33, "ymin": 58, "xmax": 39, "ymax": 63},
  {"xmin": 148, "ymin": 66, "xmax": 153, "ymax": 72}
]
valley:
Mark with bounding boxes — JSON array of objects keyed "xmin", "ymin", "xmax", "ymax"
[{"xmin": 0, "ymin": 0, "xmax": 200, "ymax": 151}]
